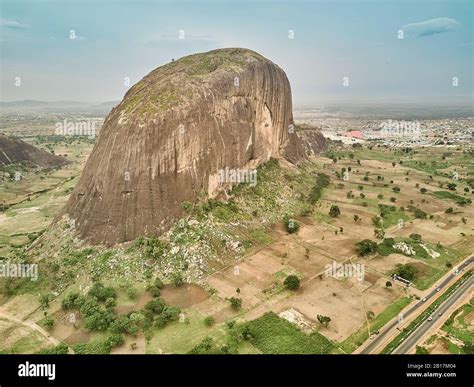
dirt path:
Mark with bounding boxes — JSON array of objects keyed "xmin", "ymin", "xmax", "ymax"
[{"xmin": 0, "ymin": 307, "xmax": 65, "ymax": 350}]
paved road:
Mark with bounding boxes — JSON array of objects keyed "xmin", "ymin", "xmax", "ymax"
[
  {"xmin": 361, "ymin": 256, "xmax": 473, "ymax": 354},
  {"xmin": 393, "ymin": 275, "xmax": 473, "ymax": 354}
]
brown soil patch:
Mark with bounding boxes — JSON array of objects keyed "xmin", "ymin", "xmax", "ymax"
[
  {"xmin": 410, "ymin": 261, "xmax": 430, "ymax": 277},
  {"xmin": 116, "ymin": 305, "xmax": 135, "ymax": 315},
  {"xmin": 64, "ymin": 331, "xmax": 90, "ymax": 345},
  {"xmin": 160, "ymin": 284, "xmax": 209, "ymax": 308},
  {"xmin": 111, "ymin": 333, "xmax": 146, "ymax": 354},
  {"xmin": 136, "ymin": 292, "xmax": 154, "ymax": 310}
]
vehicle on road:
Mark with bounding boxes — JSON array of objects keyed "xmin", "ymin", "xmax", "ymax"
[{"xmin": 428, "ymin": 316, "xmax": 433, "ymax": 322}]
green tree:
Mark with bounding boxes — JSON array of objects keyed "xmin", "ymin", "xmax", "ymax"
[
  {"xmin": 283, "ymin": 275, "xmax": 300, "ymax": 290},
  {"xmin": 39, "ymin": 294, "xmax": 51, "ymax": 310},
  {"xmin": 394, "ymin": 264, "xmax": 418, "ymax": 281},
  {"xmin": 355, "ymin": 239, "xmax": 378, "ymax": 256},
  {"xmin": 42, "ymin": 316, "xmax": 55, "ymax": 330},
  {"xmin": 204, "ymin": 316, "xmax": 215, "ymax": 327},
  {"xmin": 329, "ymin": 205, "xmax": 341, "ymax": 218},
  {"xmin": 154, "ymin": 277, "xmax": 164, "ymax": 288},
  {"xmin": 317, "ymin": 314, "xmax": 331, "ymax": 327},
  {"xmin": 283, "ymin": 215, "xmax": 300, "ymax": 234},
  {"xmin": 171, "ymin": 272, "xmax": 184, "ymax": 287},
  {"xmin": 228, "ymin": 297, "xmax": 242, "ymax": 310},
  {"xmin": 446, "ymin": 183, "xmax": 457, "ymax": 191},
  {"xmin": 127, "ymin": 287, "xmax": 138, "ymax": 300},
  {"xmin": 414, "ymin": 208, "xmax": 427, "ymax": 219},
  {"xmin": 374, "ymin": 228, "xmax": 385, "ymax": 240},
  {"xmin": 409, "ymin": 233, "xmax": 422, "ymax": 242},
  {"xmin": 372, "ymin": 216, "xmax": 382, "ymax": 227}
]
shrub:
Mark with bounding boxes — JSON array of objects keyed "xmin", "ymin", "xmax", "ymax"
[
  {"xmin": 374, "ymin": 228, "xmax": 385, "ymax": 240},
  {"xmin": 283, "ymin": 215, "xmax": 300, "ymax": 234},
  {"xmin": 106, "ymin": 333, "xmax": 125, "ymax": 348},
  {"xmin": 154, "ymin": 277, "xmax": 164, "ymax": 289},
  {"xmin": 355, "ymin": 239, "xmax": 378, "ymax": 256},
  {"xmin": 228, "ymin": 297, "xmax": 242, "ymax": 310},
  {"xmin": 316, "ymin": 314, "xmax": 331, "ymax": 327},
  {"xmin": 393, "ymin": 264, "xmax": 418, "ymax": 282},
  {"xmin": 160, "ymin": 305, "xmax": 181, "ymax": 322},
  {"xmin": 42, "ymin": 317, "xmax": 55, "ymax": 330},
  {"xmin": 37, "ymin": 344, "xmax": 69, "ymax": 355},
  {"xmin": 446, "ymin": 183, "xmax": 457, "ymax": 191},
  {"xmin": 308, "ymin": 173, "xmax": 330, "ymax": 204},
  {"xmin": 372, "ymin": 216, "xmax": 382, "ymax": 227},
  {"xmin": 284, "ymin": 275, "xmax": 300, "ymax": 290},
  {"xmin": 204, "ymin": 316, "xmax": 215, "ymax": 327},
  {"xmin": 148, "ymin": 286, "xmax": 161, "ymax": 298},
  {"xmin": 39, "ymin": 294, "xmax": 50, "ymax": 310},
  {"xmin": 182, "ymin": 201, "xmax": 193, "ymax": 213},
  {"xmin": 144, "ymin": 299, "xmax": 165, "ymax": 314},
  {"xmin": 61, "ymin": 292, "xmax": 80, "ymax": 310},
  {"xmin": 409, "ymin": 233, "xmax": 422, "ymax": 242},
  {"xmin": 171, "ymin": 272, "xmax": 184, "ymax": 287},
  {"xmin": 83, "ymin": 309, "xmax": 116, "ymax": 332},
  {"xmin": 189, "ymin": 337, "xmax": 216, "ymax": 354},
  {"xmin": 329, "ymin": 205, "xmax": 341, "ymax": 218},
  {"xmin": 127, "ymin": 287, "xmax": 138, "ymax": 300},
  {"xmin": 88, "ymin": 283, "xmax": 117, "ymax": 302},
  {"xmin": 105, "ymin": 297, "xmax": 116, "ymax": 309},
  {"xmin": 110, "ymin": 315, "xmax": 139, "ymax": 335},
  {"xmin": 143, "ymin": 236, "xmax": 168, "ymax": 260}
]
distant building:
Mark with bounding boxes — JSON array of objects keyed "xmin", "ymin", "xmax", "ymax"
[{"xmin": 342, "ymin": 130, "xmax": 365, "ymax": 140}]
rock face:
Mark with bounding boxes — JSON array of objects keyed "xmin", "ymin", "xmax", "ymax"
[
  {"xmin": 0, "ymin": 134, "xmax": 69, "ymax": 168},
  {"xmin": 63, "ymin": 48, "xmax": 306, "ymax": 246},
  {"xmin": 296, "ymin": 127, "xmax": 327, "ymax": 156}
]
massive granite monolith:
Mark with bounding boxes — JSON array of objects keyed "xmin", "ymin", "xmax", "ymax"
[{"xmin": 63, "ymin": 48, "xmax": 307, "ymax": 245}]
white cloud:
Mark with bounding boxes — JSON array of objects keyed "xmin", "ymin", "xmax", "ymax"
[
  {"xmin": 402, "ymin": 17, "xmax": 460, "ymax": 37},
  {"xmin": 0, "ymin": 18, "xmax": 29, "ymax": 30}
]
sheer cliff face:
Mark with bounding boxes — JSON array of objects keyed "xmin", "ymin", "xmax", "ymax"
[{"xmin": 63, "ymin": 48, "xmax": 306, "ymax": 246}]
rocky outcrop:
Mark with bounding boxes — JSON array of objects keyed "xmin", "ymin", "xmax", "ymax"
[
  {"xmin": 62, "ymin": 48, "xmax": 306, "ymax": 246},
  {"xmin": 0, "ymin": 134, "xmax": 69, "ymax": 168},
  {"xmin": 296, "ymin": 126, "xmax": 327, "ymax": 156}
]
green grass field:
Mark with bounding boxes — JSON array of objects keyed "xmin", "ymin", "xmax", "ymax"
[{"xmin": 241, "ymin": 312, "xmax": 336, "ymax": 354}]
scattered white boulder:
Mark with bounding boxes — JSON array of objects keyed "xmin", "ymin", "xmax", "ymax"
[{"xmin": 393, "ymin": 242, "xmax": 415, "ymax": 256}]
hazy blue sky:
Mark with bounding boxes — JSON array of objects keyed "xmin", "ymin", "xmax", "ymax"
[{"xmin": 1, "ymin": 0, "xmax": 472, "ymax": 106}]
